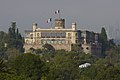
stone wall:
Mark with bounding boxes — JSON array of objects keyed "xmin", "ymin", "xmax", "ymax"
[
  {"xmin": 24, "ymin": 43, "xmax": 71, "ymax": 53},
  {"xmin": 81, "ymin": 43, "xmax": 101, "ymax": 57}
]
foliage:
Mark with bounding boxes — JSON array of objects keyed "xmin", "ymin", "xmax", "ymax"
[
  {"xmin": 0, "ymin": 31, "xmax": 8, "ymax": 46},
  {"xmin": 0, "ymin": 46, "xmax": 7, "ymax": 59},
  {"xmin": 9, "ymin": 53, "xmax": 43, "ymax": 80},
  {"xmin": 108, "ymin": 39, "xmax": 116, "ymax": 48},
  {"xmin": 0, "ymin": 26, "xmax": 120, "ymax": 80},
  {"xmin": 5, "ymin": 48, "xmax": 20, "ymax": 60},
  {"xmin": 100, "ymin": 27, "xmax": 107, "ymax": 41},
  {"xmin": 0, "ymin": 73, "xmax": 31, "ymax": 80},
  {"xmin": 46, "ymin": 51, "xmax": 81, "ymax": 80},
  {"xmin": 99, "ymin": 27, "xmax": 109, "ymax": 57},
  {"xmin": 41, "ymin": 50, "xmax": 98, "ymax": 80},
  {"xmin": 0, "ymin": 59, "xmax": 6, "ymax": 73},
  {"xmin": 7, "ymin": 22, "xmax": 24, "ymax": 52},
  {"xmin": 0, "ymin": 47, "xmax": 120, "ymax": 80},
  {"xmin": 71, "ymin": 44, "xmax": 81, "ymax": 52},
  {"xmin": 0, "ymin": 22, "xmax": 24, "ymax": 60}
]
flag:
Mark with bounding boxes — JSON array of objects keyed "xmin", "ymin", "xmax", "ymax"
[
  {"xmin": 55, "ymin": 10, "xmax": 60, "ymax": 14},
  {"xmin": 47, "ymin": 18, "xmax": 52, "ymax": 23}
]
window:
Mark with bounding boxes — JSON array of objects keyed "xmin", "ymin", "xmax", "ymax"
[
  {"xmin": 41, "ymin": 39, "xmax": 46, "ymax": 44},
  {"xmin": 51, "ymin": 32, "xmax": 56, "ymax": 38},
  {"xmin": 46, "ymin": 32, "xmax": 50, "ymax": 38},
  {"xmin": 26, "ymin": 40, "xmax": 29, "ymax": 44},
  {"xmin": 37, "ymin": 33, "xmax": 39, "ymax": 37},
  {"xmin": 61, "ymin": 40, "xmax": 65, "ymax": 44},
  {"xmin": 61, "ymin": 32, "xmax": 66, "ymax": 38},
  {"xmin": 75, "ymin": 33, "xmax": 77, "ymax": 36},
  {"xmin": 68, "ymin": 33, "xmax": 71, "ymax": 39},
  {"xmin": 41, "ymin": 32, "xmax": 46, "ymax": 38},
  {"xmin": 51, "ymin": 41, "xmax": 54, "ymax": 44},
  {"xmin": 30, "ymin": 34, "xmax": 33, "ymax": 37},
  {"xmin": 43, "ymin": 41, "xmax": 46, "ymax": 44},
  {"xmin": 86, "ymin": 47, "xmax": 89, "ymax": 50},
  {"xmin": 81, "ymin": 47, "xmax": 83, "ymax": 50},
  {"xmin": 30, "ymin": 34, "xmax": 33, "ymax": 39},
  {"xmin": 58, "ymin": 40, "xmax": 61, "ymax": 44},
  {"xmin": 54, "ymin": 41, "xmax": 57, "ymax": 44},
  {"xmin": 26, "ymin": 33, "xmax": 30, "ymax": 37},
  {"xmin": 56, "ymin": 33, "xmax": 60, "ymax": 38},
  {"xmin": 47, "ymin": 40, "xmax": 51, "ymax": 44},
  {"xmin": 75, "ymin": 40, "xmax": 78, "ymax": 43}
]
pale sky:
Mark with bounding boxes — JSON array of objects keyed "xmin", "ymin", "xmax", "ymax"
[{"xmin": 0, "ymin": 0, "xmax": 120, "ymax": 38}]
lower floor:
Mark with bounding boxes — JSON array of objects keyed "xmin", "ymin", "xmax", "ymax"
[{"xmin": 24, "ymin": 43, "xmax": 101, "ymax": 57}]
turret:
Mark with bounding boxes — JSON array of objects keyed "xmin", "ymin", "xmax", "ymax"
[
  {"xmin": 32, "ymin": 23, "xmax": 37, "ymax": 44},
  {"xmin": 54, "ymin": 19, "xmax": 65, "ymax": 29},
  {"xmin": 32, "ymin": 23, "xmax": 37, "ymax": 31},
  {"xmin": 72, "ymin": 23, "xmax": 77, "ymax": 30}
]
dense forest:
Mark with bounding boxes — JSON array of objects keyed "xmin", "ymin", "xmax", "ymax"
[{"xmin": 0, "ymin": 22, "xmax": 120, "ymax": 80}]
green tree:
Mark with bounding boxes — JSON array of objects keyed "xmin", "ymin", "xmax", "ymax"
[
  {"xmin": 7, "ymin": 22, "xmax": 24, "ymax": 52},
  {"xmin": 5, "ymin": 48, "xmax": 20, "ymax": 60},
  {"xmin": 47, "ymin": 52, "xmax": 81, "ymax": 80},
  {"xmin": 71, "ymin": 44, "xmax": 81, "ymax": 52},
  {"xmin": 94, "ymin": 66, "xmax": 120, "ymax": 80},
  {"xmin": 100, "ymin": 27, "xmax": 107, "ymax": 41},
  {"xmin": 0, "ymin": 59, "xmax": 6, "ymax": 73},
  {"xmin": 9, "ymin": 53, "xmax": 43, "ymax": 80},
  {"xmin": 0, "ymin": 46, "xmax": 7, "ymax": 59},
  {"xmin": 99, "ymin": 27, "xmax": 108, "ymax": 57},
  {"xmin": 108, "ymin": 39, "xmax": 115, "ymax": 48},
  {"xmin": 0, "ymin": 31, "xmax": 8, "ymax": 46},
  {"xmin": 0, "ymin": 31, "xmax": 8, "ymax": 59}
]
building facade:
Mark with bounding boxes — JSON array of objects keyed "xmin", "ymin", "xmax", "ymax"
[{"xmin": 24, "ymin": 19, "xmax": 101, "ymax": 56}]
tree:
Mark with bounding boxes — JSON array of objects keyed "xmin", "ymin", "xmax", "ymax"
[
  {"xmin": 0, "ymin": 59, "xmax": 6, "ymax": 73},
  {"xmin": 108, "ymin": 39, "xmax": 115, "ymax": 48},
  {"xmin": 94, "ymin": 65, "xmax": 120, "ymax": 80},
  {"xmin": 7, "ymin": 22, "xmax": 24, "ymax": 52},
  {"xmin": 47, "ymin": 51, "xmax": 81, "ymax": 80},
  {"xmin": 0, "ymin": 31, "xmax": 8, "ymax": 46},
  {"xmin": 71, "ymin": 44, "xmax": 81, "ymax": 52},
  {"xmin": 99, "ymin": 27, "xmax": 109, "ymax": 57},
  {"xmin": 100, "ymin": 27, "xmax": 107, "ymax": 41},
  {"xmin": 9, "ymin": 53, "xmax": 43, "ymax": 80},
  {"xmin": 5, "ymin": 48, "xmax": 20, "ymax": 60}
]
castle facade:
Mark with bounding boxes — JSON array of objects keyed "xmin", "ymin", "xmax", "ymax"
[{"xmin": 24, "ymin": 19, "xmax": 101, "ymax": 56}]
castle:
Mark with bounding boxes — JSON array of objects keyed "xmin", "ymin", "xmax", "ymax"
[{"xmin": 24, "ymin": 18, "xmax": 101, "ymax": 56}]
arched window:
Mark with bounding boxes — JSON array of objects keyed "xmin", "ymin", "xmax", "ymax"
[
  {"xmin": 26, "ymin": 40, "xmax": 29, "ymax": 44},
  {"xmin": 86, "ymin": 47, "xmax": 89, "ymax": 50},
  {"xmin": 30, "ymin": 34, "xmax": 33, "ymax": 39},
  {"xmin": 37, "ymin": 33, "xmax": 39, "ymax": 37}
]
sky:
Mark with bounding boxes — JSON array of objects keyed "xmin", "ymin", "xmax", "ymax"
[{"xmin": 0, "ymin": 0, "xmax": 120, "ymax": 38}]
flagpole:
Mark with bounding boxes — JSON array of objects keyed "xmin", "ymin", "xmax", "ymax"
[
  {"xmin": 50, "ymin": 18, "xmax": 52, "ymax": 28},
  {"xmin": 55, "ymin": 10, "xmax": 61, "ymax": 19},
  {"xmin": 59, "ymin": 10, "xmax": 60, "ymax": 19},
  {"xmin": 47, "ymin": 18, "xmax": 52, "ymax": 28},
  {"xmin": 51, "ymin": 22, "xmax": 52, "ymax": 28}
]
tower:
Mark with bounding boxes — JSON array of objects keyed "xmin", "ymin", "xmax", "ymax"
[
  {"xmin": 32, "ymin": 23, "xmax": 37, "ymax": 31},
  {"xmin": 54, "ymin": 19, "xmax": 65, "ymax": 29},
  {"xmin": 32, "ymin": 23, "xmax": 37, "ymax": 43},
  {"xmin": 72, "ymin": 23, "xmax": 77, "ymax": 30}
]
